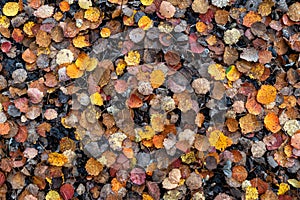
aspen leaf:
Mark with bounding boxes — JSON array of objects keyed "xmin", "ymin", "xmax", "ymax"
[
  {"xmin": 288, "ymin": 179, "xmax": 300, "ymax": 188},
  {"xmin": 159, "ymin": 1, "xmax": 176, "ymax": 18},
  {"xmin": 243, "ymin": 11, "xmax": 262, "ymax": 27},
  {"xmin": 100, "ymin": 27, "xmax": 111, "ymax": 38},
  {"xmin": 208, "ymin": 64, "xmax": 225, "ymax": 80},
  {"xmin": 208, "ymin": 130, "xmax": 232, "ymax": 151},
  {"xmin": 226, "ymin": 65, "xmax": 241, "ymax": 82},
  {"xmin": 125, "ymin": 50, "xmax": 140, "ymax": 66},
  {"xmin": 85, "ymin": 158, "xmax": 103, "ymax": 176},
  {"xmin": 66, "ymin": 64, "xmax": 84, "ymax": 79},
  {"xmin": 48, "ymin": 152, "xmax": 68, "ymax": 167},
  {"xmin": 277, "ymin": 183, "xmax": 289, "ymax": 195},
  {"xmin": 138, "ymin": 16, "xmax": 153, "ymax": 30},
  {"xmin": 256, "ymin": 85, "xmax": 277, "ymax": 105},
  {"xmin": 73, "ymin": 35, "xmax": 90, "ymax": 48},
  {"xmin": 150, "ymin": 69, "xmax": 165, "ymax": 89},
  {"xmin": 46, "ymin": 190, "xmax": 62, "ymax": 200},
  {"xmin": 141, "ymin": 0, "xmax": 153, "ymax": 6},
  {"xmin": 84, "ymin": 7, "xmax": 101, "ymax": 22},
  {"xmin": 264, "ymin": 112, "xmax": 281, "ymax": 133},
  {"xmin": 3, "ymin": 2, "xmax": 19, "ymax": 17},
  {"xmin": 90, "ymin": 92, "xmax": 103, "ymax": 106}
]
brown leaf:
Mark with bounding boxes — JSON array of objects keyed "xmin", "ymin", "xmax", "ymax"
[{"xmin": 22, "ymin": 49, "xmax": 36, "ymax": 64}]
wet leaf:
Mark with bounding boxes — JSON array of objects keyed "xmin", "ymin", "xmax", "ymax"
[
  {"xmin": 278, "ymin": 183, "xmax": 289, "ymax": 195},
  {"xmin": 66, "ymin": 64, "xmax": 84, "ymax": 79},
  {"xmin": 0, "ymin": 122, "xmax": 10, "ymax": 136},
  {"xmin": 291, "ymin": 133, "xmax": 300, "ymax": 149},
  {"xmin": 141, "ymin": 0, "xmax": 154, "ymax": 6},
  {"xmin": 226, "ymin": 65, "xmax": 241, "ymax": 82},
  {"xmin": 192, "ymin": 0, "xmax": 209, "ymax": 14},
  {"xmin": 245, "ymin": 186, "xmax": 259, "ymax": 200},
  {"xmin": 232, "ymin": 165, "xmax": 248, "ymax": 182},
  {"xmin": 287, "ymin": 2, "xmax": 300, "ymax": 22},
  {"xmin": 85, "ymin": 158, "xmax": 103, "ymax": 176},
  {"xmin": 60, "ymin": 183, "xmax": 74, "ymax": 200}
]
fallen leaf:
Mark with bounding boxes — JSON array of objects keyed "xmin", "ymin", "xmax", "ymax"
[
  {"xmin": 3, "ymin": 2, "xmax": 19, "ymax": 17},
  {"xmin": 256, "ymin": 85, "xmax": 277, "ymax": 105},
  {"xmin": 264, "ymin": 112, "xmax": 281, "ymax": 133},
  {"xmin": 159, "ymin": 1, "xmax": 176, "ymax": 18},
  {"xmin": 209, "ymin": 130, "xmax": 232, "ymax": 151},
  {"xmin": 150, "ymin": 69, "xmax": 165, "ymax": 88}
]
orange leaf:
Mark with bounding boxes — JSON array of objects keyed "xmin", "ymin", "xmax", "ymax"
[
  {"xmin": 22, "ymin": 48, "xmax": 36, "ymax": 64},
  {"xmin": 264, "ymin": 112, "xmax": 281, "ymax": 133},
  {"xmin": 256, "ymin": 85, "xmax": 277, "ymax": 105},
  {"xmin": 0, "ymin": 122, "xmax": 10, "ymax": 135},
  {"xmin": 243, "ymin": 11, "xmax": 262, "ymax": 27}
]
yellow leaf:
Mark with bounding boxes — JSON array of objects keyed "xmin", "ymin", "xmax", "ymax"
[
  {"xmin": 48, "ymin": 152, "xmax": 68, "ymax": 167},
  {"xmin": 226, "ymin": 65, "xmax": 241, "ymax": 82},
  {"xmin": 78, "ymin": 0, "xmax": 92, "ymax": 9},
  {"xmin": 116, "ymin": 60, "xmax": 127, "ymax": 75},
  {"xmin": 0, "ymin": 16, "xmax": 10, "ymax": 28},
  {"xmin": 84, "ymin": 7, "xmax": 101, "ymax": 22},
  {"xmin": 209, "ymin": 130, "xmax": 232, "ymax": 151},
  {"xmin": 138, "ymin": 126, "xmax": 155, "ymax": 140},
  {"xmin": 3, "ymin": 2, "xmax": 19, "ymax": 17},
  {"xmin": 66, "ymin": 63, "xmax": 84, "ymax": 79},
  {"xmin": 100, "ymin": 27, "xmax": 111, "ymax": 38},
  {"xmin": 277, "ymin": 183, "xmax": 290, "ymax": 195},
  {"xmin": 288, "ymin": 179, "xmax": 300, "ymax": 188},
  {"xmin": 73, "ymin": 35, "xmax": 90, "ymax": 48},
  {"xmin": 150, "ymin": 69, "xmax": 165, "ymax": 88},
  {"xmin": 138, "ymin": 16, "xmax": 153, "ymax": 30},
  {"xmin": 245, "ymin": 186, "xmax": 258, "ymax": 200},
  {"xmin": 86, "ymin": 57, "xmax": 98, "ymax": 71},
  {"xmin": 90, "ymin": 92, "xmax": 103, "ymax": 106},
  {"xmin": 208, "ymin": 63, "xmax": 225, "ymax": 80},
  {"xmin": 125, "ymin": 50, "xmax": 140, "ymax": 66},
  {"xmin": 141, "ymin": 0, "xmax": 154, "ymax": 6},
  {"xmin": 75, "ymin": 52, "xmax": 90, "ymax": 70},
  {"xmin": 46, "ymin": 190, "xmax": 62, "ymax": 200},
  {"xmin": 23, "ymin": 21, "xmax": 35, "ymax": 37}
]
